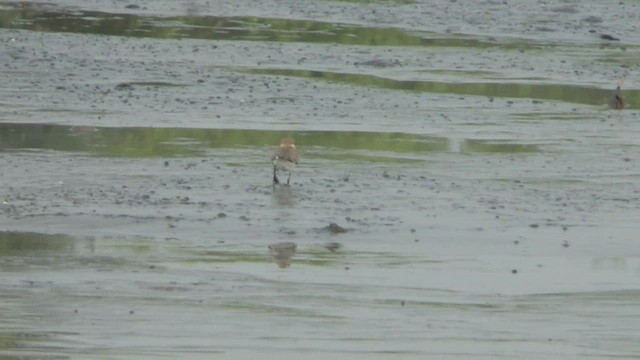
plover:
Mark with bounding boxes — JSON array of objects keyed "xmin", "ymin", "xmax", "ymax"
[
  {"xmin": 272, "ymin": 138, "xmax": 299, "ymax": 185},
  {"xmin": 609, "ymin": 77, "xmax": 627, "ymax": 110}
]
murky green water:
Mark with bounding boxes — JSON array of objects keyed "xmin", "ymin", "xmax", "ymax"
[
  {"xmin": 1, "ymin": 0, "xmax": 640, "ymax": 359},
  {"xmin": 0, "ymin": 122, "xmax": 540, "ymax": 158}
]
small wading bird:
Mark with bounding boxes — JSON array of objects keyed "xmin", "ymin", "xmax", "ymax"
[
  {"xmin": 272, "ymin": 138, "xmax": 299, "ymax": 186},
  {"xmin": 609, "ymin": 77, "xmax": 627, "ymax": 110}
]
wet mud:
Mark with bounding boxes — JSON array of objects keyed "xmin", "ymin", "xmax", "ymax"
[{"xmin": 1, "ymin": 0, "xmax": 640, "ymax": 359}]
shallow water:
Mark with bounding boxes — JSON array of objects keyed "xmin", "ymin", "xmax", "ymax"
[{"xmin": 1, "ymin": 0, "xmax": 640, "ymax": 359}]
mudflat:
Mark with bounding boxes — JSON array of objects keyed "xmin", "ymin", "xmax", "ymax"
[{"xmin": 1, "ymin": 1, "xmax": 639, "ymax": 359}]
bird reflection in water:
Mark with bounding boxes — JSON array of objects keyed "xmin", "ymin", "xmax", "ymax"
[
  {"xmin": 268, "ymin": 242, "xmax": 297, "ymax": 268},
  {"xmin": 272, "ymin": 184, "xmax": 296, "ymax": 207}
]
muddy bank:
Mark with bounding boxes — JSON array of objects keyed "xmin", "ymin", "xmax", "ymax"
[{"xmin": 1, "ymin": 1, "xmax": 639, "ymax": 134}]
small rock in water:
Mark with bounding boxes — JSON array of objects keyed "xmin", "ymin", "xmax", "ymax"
[
  {"xmin": 600, "ymin": 34, "xmax": 620, "ymax": 41},
  {"xmin": 327, "ymin": 223, "xmax": 348, "ymax": 234},
  {"xmin": 324, "ymin": 242, "xmax": 342, "ymax": 252},
  {"xmin": 354, "ymin": 58, "xmax": 402, "ymax": 68},
  {"xmin": 115, "ymin": 82, "xmax": 134, "ymax": 91}
]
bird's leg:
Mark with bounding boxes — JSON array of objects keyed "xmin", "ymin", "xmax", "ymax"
[
  {"xmin": 286, "ymin": 171, "xmax": 292, "ymax": 186},
  {"xmin": 273, "ymin": 165, "xmax": 280, "ymax": 184}
]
